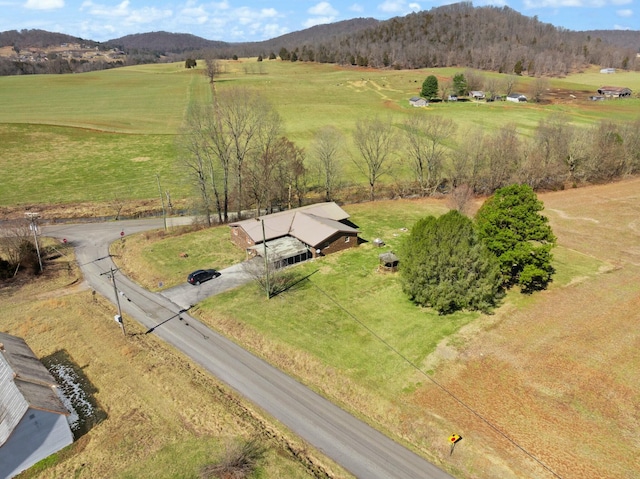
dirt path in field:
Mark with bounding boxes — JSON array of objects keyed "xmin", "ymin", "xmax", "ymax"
[{"xmin": 410, "ymin": 178, "xmax": 640, "ymax": 479}]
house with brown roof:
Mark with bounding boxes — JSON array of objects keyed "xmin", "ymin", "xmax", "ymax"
[
  {"xmin": 229, "ymin": 202, "xmax": 359, "ymax": 266},
  {"xmin": 0, "ymin": 332, "xmax": 73, "ymax": 479},
  {"xmin": 597, "ymin": 86, "xmax": 632, "ymax": 98}
]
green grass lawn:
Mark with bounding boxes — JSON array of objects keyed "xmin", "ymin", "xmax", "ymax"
[
  {"xmin": 116, "ymin": 199, "xmax": 604, "ymax": 404},
  {"xmin": 1, "ymin": 60, "xmax": 638, "ymax": 207}
]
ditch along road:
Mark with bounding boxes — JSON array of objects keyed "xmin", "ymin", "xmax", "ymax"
[{"xmin": 44, "ymin": 218, "xmax": 455, "ymax": 479}]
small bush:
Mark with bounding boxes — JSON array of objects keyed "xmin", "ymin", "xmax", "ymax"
[{"xmin": 200, "ymin": 437, "xmax": 267, "ymax": 479}]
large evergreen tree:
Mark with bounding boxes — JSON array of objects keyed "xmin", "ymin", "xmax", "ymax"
[
  {"xmin": 399, "ymin": 210, "xmax": 502, "ymax": 314},
  {"xmin": 421, "ymin": 75, "xmax": 438, "ymax": 99},
  {"xmin": 475, "ymin": 184, "xmax": 556, "ymax": 292},
  {"xmin": 452, "ymin": 73, "xmax": 467, "ymax": 96}
]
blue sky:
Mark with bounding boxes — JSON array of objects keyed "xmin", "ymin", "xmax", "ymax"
[{"xmin": 0, "ymin": 0, "xmax": 637, "ymax": 43}]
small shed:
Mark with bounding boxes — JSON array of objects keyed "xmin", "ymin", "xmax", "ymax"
[
  {"xmin": 409, "ymin": 96, "xmax": 428, "ymax": 107},
  {"xmin": 600, "ymin": 68, "xmax": 615, "ymax": 74},
  {"xmin": 469, "ymin": 90, "xmax": 485, "ymax": 99},
  {"xmin": 0, "ymin": 333, "xmax": 73, "ymax": 479},
  {"xmin": 379, "ymin": 252, "xmax": 399, "ymax": 272}
]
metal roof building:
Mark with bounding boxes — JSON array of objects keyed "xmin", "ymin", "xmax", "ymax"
[{"xmin": 0, "ymin": 332, "xmax": 73, "ymax": 479}]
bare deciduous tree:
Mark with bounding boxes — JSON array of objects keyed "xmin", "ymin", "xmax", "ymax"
[
  {"xmin": 502, "ymin": 74, "xmax": 518, "ymax": 96},
  {"xmin": 352, "ymin": 116, "xmax": 398, "ymax": 201},
  {"xmin": 311, "ymin": 125, "xmax": 345, "ymax": 202},
  {"xmin": 530, "ymin": 76, "xmax": 550, "ymax": 103},
  {"xmin": 481, "ymin": 123, "xmax": 521, "ymax": 194},
  {"xmin": 178, "ymin": 105, "xmax": 217, "ymax": 225},
  {"xmin": 404, "ymin": 114, "xmax": 457, "ymax": 196},
  {"xmin": 215, "ymin": 88, "xmax": 274, "ymax": 217},
  {"xmin": 203, "ymin": 52, "xmax": 220, "ymax": 84}
]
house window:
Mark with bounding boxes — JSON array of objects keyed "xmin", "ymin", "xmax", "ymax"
[{"xmin": 345, "ymin": 236, "xmax": 350, "ymax": 243}]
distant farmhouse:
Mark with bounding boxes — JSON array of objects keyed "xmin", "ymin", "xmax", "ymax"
[
  {"xmin": 229, "ymin": 202, "xmax": 359, "ymax": 266},
  {"xmin": 599, "ymin": 68, "xmax": 616, "ymax": 74},
  {"xmin": 0, "ymin": 333, "xmax": 73, "ymax": 479},
  {"xmin": 469, "ymin": 90, "xmax": 485, "ymax": 99},
  {"xmin": 597, "ymin": 86, "xmax": 632, "ymax": 98},
  {"xmin": 409, "ymin": 96, "xmax": 428, "ymax": 107},
  {"xmin": 506, "ymin": 93, "xmax": 527, "ymax": 102}
]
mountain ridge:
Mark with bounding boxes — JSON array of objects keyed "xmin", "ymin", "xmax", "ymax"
[{"xmin": 1, "ymin": 4, "xmax": 639, "ymax": 75}]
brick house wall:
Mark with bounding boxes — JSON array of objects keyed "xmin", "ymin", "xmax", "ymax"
[
  {"xmin": 230, "ymin": 225, "xmax": 255, "ymax": 249},
  {"xmin": 313, "ymin": 231, "xmax": 359, "ymax": 257}
]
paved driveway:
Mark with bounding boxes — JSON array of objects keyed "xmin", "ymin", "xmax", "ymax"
[{"xmin": 161, "ymin": 262, "xmax": 255, "ymax": 309}]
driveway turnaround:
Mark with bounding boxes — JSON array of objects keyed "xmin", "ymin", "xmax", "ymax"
[{"xmin": 44, "ymin": 218, "xmax": 455, "ymax": 479}]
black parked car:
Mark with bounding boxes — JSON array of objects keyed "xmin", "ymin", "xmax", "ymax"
[{"xmin": 187, "ymin": 269, "xmax": 220, "ymax": 285}]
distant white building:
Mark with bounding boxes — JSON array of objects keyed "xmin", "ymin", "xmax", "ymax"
[
  {"xmin": 600, "ymin": 68, "xmax": 616, "ymax": 74},
  {"xmin": 506, "ymin": 93, "xmax": 527, "ymax": 102},
  {"xmin": 0, "ymin": 333, "xmax": 73, "ymax": 479}
]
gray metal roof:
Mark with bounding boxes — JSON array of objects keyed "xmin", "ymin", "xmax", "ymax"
[{"xmin": 0, "ymin": 332, "xmax": 69, "ymax": 447}]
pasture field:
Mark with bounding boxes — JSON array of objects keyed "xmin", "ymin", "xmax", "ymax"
[
  {"xmin": 112, "ymin": 178, "xmax": 640, "ymax": 479},
  {"xmin": 1, "ymin": 60, "xmax": 639, "ymax": 211},
  {"xmin": 0, "ymin": 245, "xmax": 343, "ymax": 479}
]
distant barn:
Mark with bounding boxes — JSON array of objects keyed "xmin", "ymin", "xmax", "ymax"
[{"xmin": 597, "ymin": 86, "xmax": 632, "ymax": 98}]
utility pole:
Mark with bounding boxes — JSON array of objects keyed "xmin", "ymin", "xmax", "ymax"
[
  {"xmin": 258, "ymin": 218, "xmax": 270, "ymax": 299},
  {"xmin": 25, "ymin": 212, "xmax": 43, "ymax": 273},
  {"xmin": 102, "ymin": 267, "xmax": 126, "ymax": 336},
  {"xmin": 156, "ymin": 174, "xmax": 167, "ymax": 231}
]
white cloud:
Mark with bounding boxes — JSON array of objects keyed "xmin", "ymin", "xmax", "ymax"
[
  {"xmin": 616, "ymin": 8, "xmax": 633, "ymax": 16},
  {"xmin": 178, "ymin": 5, "xmax": 209, "ymax": 25},
  {"xmin": 378, "ymin": 0, "xmax": 407, "ymax": 13},
  {"xmin": 24, "ymin": 0, "xmax": 64, "ymax": 9},
  {"xmin": 350, "ymin": 3, "xmax": 364, "ymax": 12},
  {"xmin": 80, "ymin": 0, "xmax": 171, "ymax": 28},
  {"xmin": 262, "ymin": 22, "xmax": 289, "ymax": 38},
  {"xmin": 613, "ymin": 23, "xmax": 632, "ymax": 29},
  {"xmin": 308, "ymin": 2, "xmax": 338, "ymax": 16}
]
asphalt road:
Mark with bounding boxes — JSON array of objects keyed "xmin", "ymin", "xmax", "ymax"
[{"xmin": 44, "ymin": 218, "xmax": 455, "ymax": 479}]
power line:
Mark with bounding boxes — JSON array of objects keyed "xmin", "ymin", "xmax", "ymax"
[{"xmin": 308, "ymin": 279, "xmax": 564, "ymax": 479}]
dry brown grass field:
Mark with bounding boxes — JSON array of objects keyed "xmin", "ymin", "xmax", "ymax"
[
  {"xmin": 406, "ymin": 178, "xmax": 640, "ymax": 478},
  {"xmin": 0, "ymin": 256, "xmax": 346, "ymax": 478}
]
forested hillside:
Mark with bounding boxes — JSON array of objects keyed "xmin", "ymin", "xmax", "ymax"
[
  {"xmin": 258, "ymin": 3, "xmax": 639, "ymax": 75},
  {"xmin": 1, "ymin": 2, "xmax": 638, "ymax": 76}
]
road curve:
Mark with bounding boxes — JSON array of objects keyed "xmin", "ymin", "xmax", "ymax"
[{"xmin": 44, "ymin": 218, "xmax": 455, "ymax": 479}]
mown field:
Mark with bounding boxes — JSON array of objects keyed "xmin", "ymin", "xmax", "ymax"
[
  {"xmin": 0, "ymin": 60, "xmax": 638, "ymax": 212},
  {"xmin": 114, "ymin": 178, "xmax": 640, "ymax": 479}
]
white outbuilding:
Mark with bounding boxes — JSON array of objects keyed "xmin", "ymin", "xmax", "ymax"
[{"xmin": 0, "ymin": 332, "xmax": 73, "ymax": 479}]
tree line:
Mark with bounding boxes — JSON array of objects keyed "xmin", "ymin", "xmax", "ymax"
[{"xmin": 179, "ymin": 85, "xmax": 640, "ymax": 225}]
